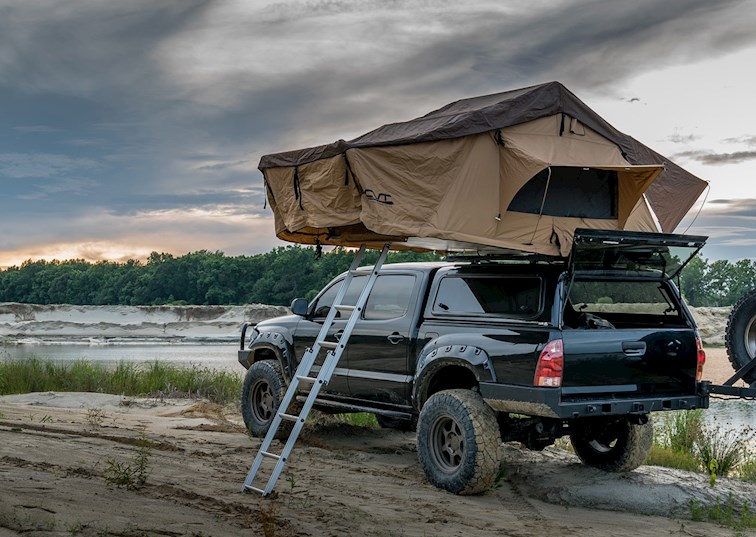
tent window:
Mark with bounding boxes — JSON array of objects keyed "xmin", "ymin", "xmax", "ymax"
[{"xmin": 507, "ymin": 166, "xmax": 618, "ymax": 219}]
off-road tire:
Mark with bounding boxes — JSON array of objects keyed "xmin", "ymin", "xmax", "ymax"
[
  {"xmin": 375, "ymin": 414, "xmax": 417, "ymax": 432},
  {"xmin": 570, "ymin": 416, "xmax": 653, "ymax": 472},
  {"xmin": 725, "ymin": 289, "xmax": 756, "ymax": 385},
  {"xmin": 241, "ymin": 359, "xmax": 297, "ymax": 440},
  {"xmin": 416, "ymin": 389, "xmax": 500, "ymax": 495}
]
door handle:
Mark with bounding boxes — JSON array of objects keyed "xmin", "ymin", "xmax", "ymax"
[
  {"xmin": 387, "ymin": 333, "xmax": 405, "ymax": 345},
  {"xmin": 334, "ymin": 330, "xmax": 343, "ymax": 342},
  {"xmin": 622, "ymin": 341, "xmax": 646, "ymax": 357}
]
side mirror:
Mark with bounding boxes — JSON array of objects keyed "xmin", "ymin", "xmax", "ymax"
[{"xmin": 290, "ymin": 298, "xmax": 309, "ymax": 316}]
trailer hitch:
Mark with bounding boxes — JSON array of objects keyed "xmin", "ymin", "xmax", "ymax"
[{"xmin": 702, "ymin": 355, "xmax": 756, "ymax": 399}]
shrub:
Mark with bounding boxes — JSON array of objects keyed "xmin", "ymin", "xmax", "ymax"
[
  {"xmin": 655, "ymin": 409, "xmax": 703, "ymax": 453},
  {"xmin": 696, "ymin": 424, "xmax": 754, "ymax": 479}
]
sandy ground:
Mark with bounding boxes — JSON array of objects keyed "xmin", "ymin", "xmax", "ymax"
[
  {"xmin": 704, "ymin": 346, "xmax": 747, "ymax": 385},
  {"xmin": 0, "ymin": 349, "xmax": 753, "ymax": 537}
]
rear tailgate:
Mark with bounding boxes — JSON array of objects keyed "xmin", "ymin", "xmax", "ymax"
[
  {"xmin": 561, "ymin": 328, "xmax": 698, "ymax": 398},
  {"xmin": 561, "ymin": 228, "xmax": 705, "ymax": 399}
]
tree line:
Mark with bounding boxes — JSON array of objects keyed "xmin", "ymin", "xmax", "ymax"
[
  {"xmin": 0, "ymin": 247, "xmax": 438, "ymax": 306},
  {"xmin": 0, "ymin": 247, "xmax": 752, "ymax": 307}
]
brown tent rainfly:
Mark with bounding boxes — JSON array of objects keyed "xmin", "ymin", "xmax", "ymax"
[{"xmin": 259, "ymin": 81, "xmax": 707, "ymax": 256}]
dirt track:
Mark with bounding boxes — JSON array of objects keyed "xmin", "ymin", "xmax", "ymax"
[{"xmin": 1, "ymin": 392, "xmax": 753, "ymax": 537}]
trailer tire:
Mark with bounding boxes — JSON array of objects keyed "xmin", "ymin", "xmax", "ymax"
[
  {"xmin": 725, "ymin": 289, "xmax": 756, "ymax": 385},
  {"xmin": 417, "ymin": 389, "xmax": 500, "ymax": 495},
  {"xmin": 241, "ymin": 359, "xmax": 297, "ymax": 440},
  {"xmin": 570, "ymin": 416, "xmax": 652, "ymax": 472}
]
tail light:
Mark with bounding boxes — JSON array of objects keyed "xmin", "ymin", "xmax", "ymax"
[
  {"xmin": 695, "ymin": 335, "xmax": 706, "ymax": 382},
  {"xmin": 534, "ymin": 339, "xmax": 564, "ymax": 387}
]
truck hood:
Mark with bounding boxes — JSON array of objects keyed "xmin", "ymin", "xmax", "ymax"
[{"xmin": 254, "ymin": 314, "xmax": 302, "ymax": 330}]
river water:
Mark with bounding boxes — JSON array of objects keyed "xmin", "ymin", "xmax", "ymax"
[
  {"xmin": 0, "ymin": 343, "xmax": 241, "ymax": 372},
  {"xmin": 1, "ymin": 343, "xmax": 753, "ymax": 435}
]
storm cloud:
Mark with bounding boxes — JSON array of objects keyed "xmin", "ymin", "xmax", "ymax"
[{"xmin": 2, "ymin": 0, "xmax": 756, "ymax": 264}]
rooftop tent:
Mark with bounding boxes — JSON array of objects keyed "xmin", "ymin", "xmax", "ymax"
[{"xmin": 259, "ymin": 82, "xmax": 707, "ymax": 256}]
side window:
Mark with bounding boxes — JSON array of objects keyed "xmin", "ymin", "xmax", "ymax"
[
  {"xmin": 311, "ymin": 276, "xmax": 367, "ymax": 319},
  {"xmin": 432, "ymin": 275, "xmax": 541, "ymax": 318},
  {"xmin": 364, "ymin": 275, "xmax": 416, "ymax": 321}
]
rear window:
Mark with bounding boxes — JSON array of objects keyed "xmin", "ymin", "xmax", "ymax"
[
  {"xmin": 568, "ymin": 280, "xmax": 680, "ymax": 316},
  {"xmin": 432, "ymin": 275, "xmax": 542, "ymax": 318}
]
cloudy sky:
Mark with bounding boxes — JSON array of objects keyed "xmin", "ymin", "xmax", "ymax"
[{"xmin": 2, "ymin": 0, "xmax": 756, "ymax": 266}]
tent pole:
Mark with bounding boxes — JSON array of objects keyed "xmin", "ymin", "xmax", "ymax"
[{"xmin": 527, "ymin": 166, "xmax": 552, "ymax": 245}]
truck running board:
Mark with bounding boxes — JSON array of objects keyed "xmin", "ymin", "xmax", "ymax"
[{"xmin": 241, "ymin": 243, "xmax": 391, "ymax": 496}]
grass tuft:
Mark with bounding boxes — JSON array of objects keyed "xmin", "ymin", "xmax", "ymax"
[
  {"xmin": 649, "ymin": 409, "xmax": 756, "ymax": 482},
  {"xmin": 739, "ymin": 455, "xmax": 756, "ymax": 482},
  {"xmin": 334, "ymin": 412, "xmax": 379, "ymax": 428},
  {"xmin": 689, "ymin": 495, "xmax": 756, "ymax": 531},
  {"xmin": 0, "ymin": 357, "xmax": 242, "ymax": 404},
  {"xmin": 696, "ymin": 424, "xmax": 755, "ymax": 479},
  {"xmin": 645, "ymin": 444, "xmax": 701, "ymax": 472}
]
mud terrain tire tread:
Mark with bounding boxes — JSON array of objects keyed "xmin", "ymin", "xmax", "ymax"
[
  {"xmin": 416, "ymin": 389, "xmax": 500, "ymax": 495},
  {"xmin": 570, "ymin": 417, "xmax": 653, "ymax": 472},
  {"xmin": 241, "ymin": 359, "xmax": 296, "ymax": 440},
  {"xmin": 725, "ymin": 288, "xmax": 756, "ymax": 385}
]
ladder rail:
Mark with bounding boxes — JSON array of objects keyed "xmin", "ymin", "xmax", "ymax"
[{"xmin": 242, "ymin": 244, "xmax": 390, "ymax": 495}]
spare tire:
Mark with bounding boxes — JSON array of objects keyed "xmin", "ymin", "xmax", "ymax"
[{"xmin": 725, "ymin": 289, "xmax": 756, "ymax": 385}]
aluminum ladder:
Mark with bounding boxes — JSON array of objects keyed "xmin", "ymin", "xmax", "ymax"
[{"xmin": 241, "ymin": 243, "xmax": 390, "ymax": 496}]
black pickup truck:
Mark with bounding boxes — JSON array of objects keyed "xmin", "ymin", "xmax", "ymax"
[{"xmin": 238, "ymin": 229, "xmax": 709, "ymax": 494}]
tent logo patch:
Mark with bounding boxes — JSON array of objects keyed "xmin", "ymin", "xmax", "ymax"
[{"xmin": 365, "ymin": 189, "xmax": 394, "ymax": 205}]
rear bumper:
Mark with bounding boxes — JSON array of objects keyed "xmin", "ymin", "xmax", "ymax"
[{"xmin": 479, "ymin": 382, "xmax": 709, "ymax": 419}]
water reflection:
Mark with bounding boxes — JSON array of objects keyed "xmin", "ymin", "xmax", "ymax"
[{"xmin": 1, "ymin": 343, "xmax": 241, "ymax": 372}]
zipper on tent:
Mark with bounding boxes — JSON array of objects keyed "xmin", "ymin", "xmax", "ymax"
[
  {"xmin": 343, "ymin": 151, "xmax": 364, "ymax": 194},
  {"xmin": 293, "ymin": 165, "xmax": 303, "ymax": 209}
]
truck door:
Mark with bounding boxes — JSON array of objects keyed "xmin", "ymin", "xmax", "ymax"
[
  {"xmin": 345, "ymin": 273, "xmax": 419, "ymax": 405},
  {"xmin": 293, "ymin": 276, "xmax": 367, "ymax": 396}
]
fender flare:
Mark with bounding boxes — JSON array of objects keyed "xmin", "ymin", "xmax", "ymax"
[
  {"xmin": 412, "ymin": 343, "xmax": 496, "ymax": 409},
  {"xmin": 246, "ymin": 330, "xmax": 295, "ymax": 381}
]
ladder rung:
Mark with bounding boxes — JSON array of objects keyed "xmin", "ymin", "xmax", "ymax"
[
  {"xmin": 296, "ymin": 375, "xmax": 318, "ymax": 384},
  {"xmin": 241, "ymin": 243, "xmax": 391, "ymax": 497}
]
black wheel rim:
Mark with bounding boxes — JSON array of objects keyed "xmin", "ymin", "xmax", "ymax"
[
  {"xmin": 429, "ymin": 415, "xmax": 464, "ymax": 473},
  {"xmin": 250, "ymin": 379, "xmax": 274, "ymax": 424},
  {"xmin": 586, "ymin": 425, "xmax": 620, "ymax": 453}
]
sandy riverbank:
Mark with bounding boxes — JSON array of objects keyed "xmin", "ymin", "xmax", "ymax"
[
  {"xmin": 0, "ymin": 303, "xmax": 734, "ymax": 345},
  {"xmin": 1, "ymin": 392, "xmax": 754, "ymax": 537},
  {"xmin": 0, "ymin": 304, "xmax": 752, "ymax": 536},
  {"xmin": 0, "ymin": 303, "xmax": 288, "ymax": 344}
]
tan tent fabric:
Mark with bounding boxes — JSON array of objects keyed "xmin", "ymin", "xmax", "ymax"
[
  {"xmin": 259, "ymin": 82, "xmax": 707, "ymax": 256},
  {"xmin": 265, "ymin": 156, "xmax": 362, "ymax": 232}
]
